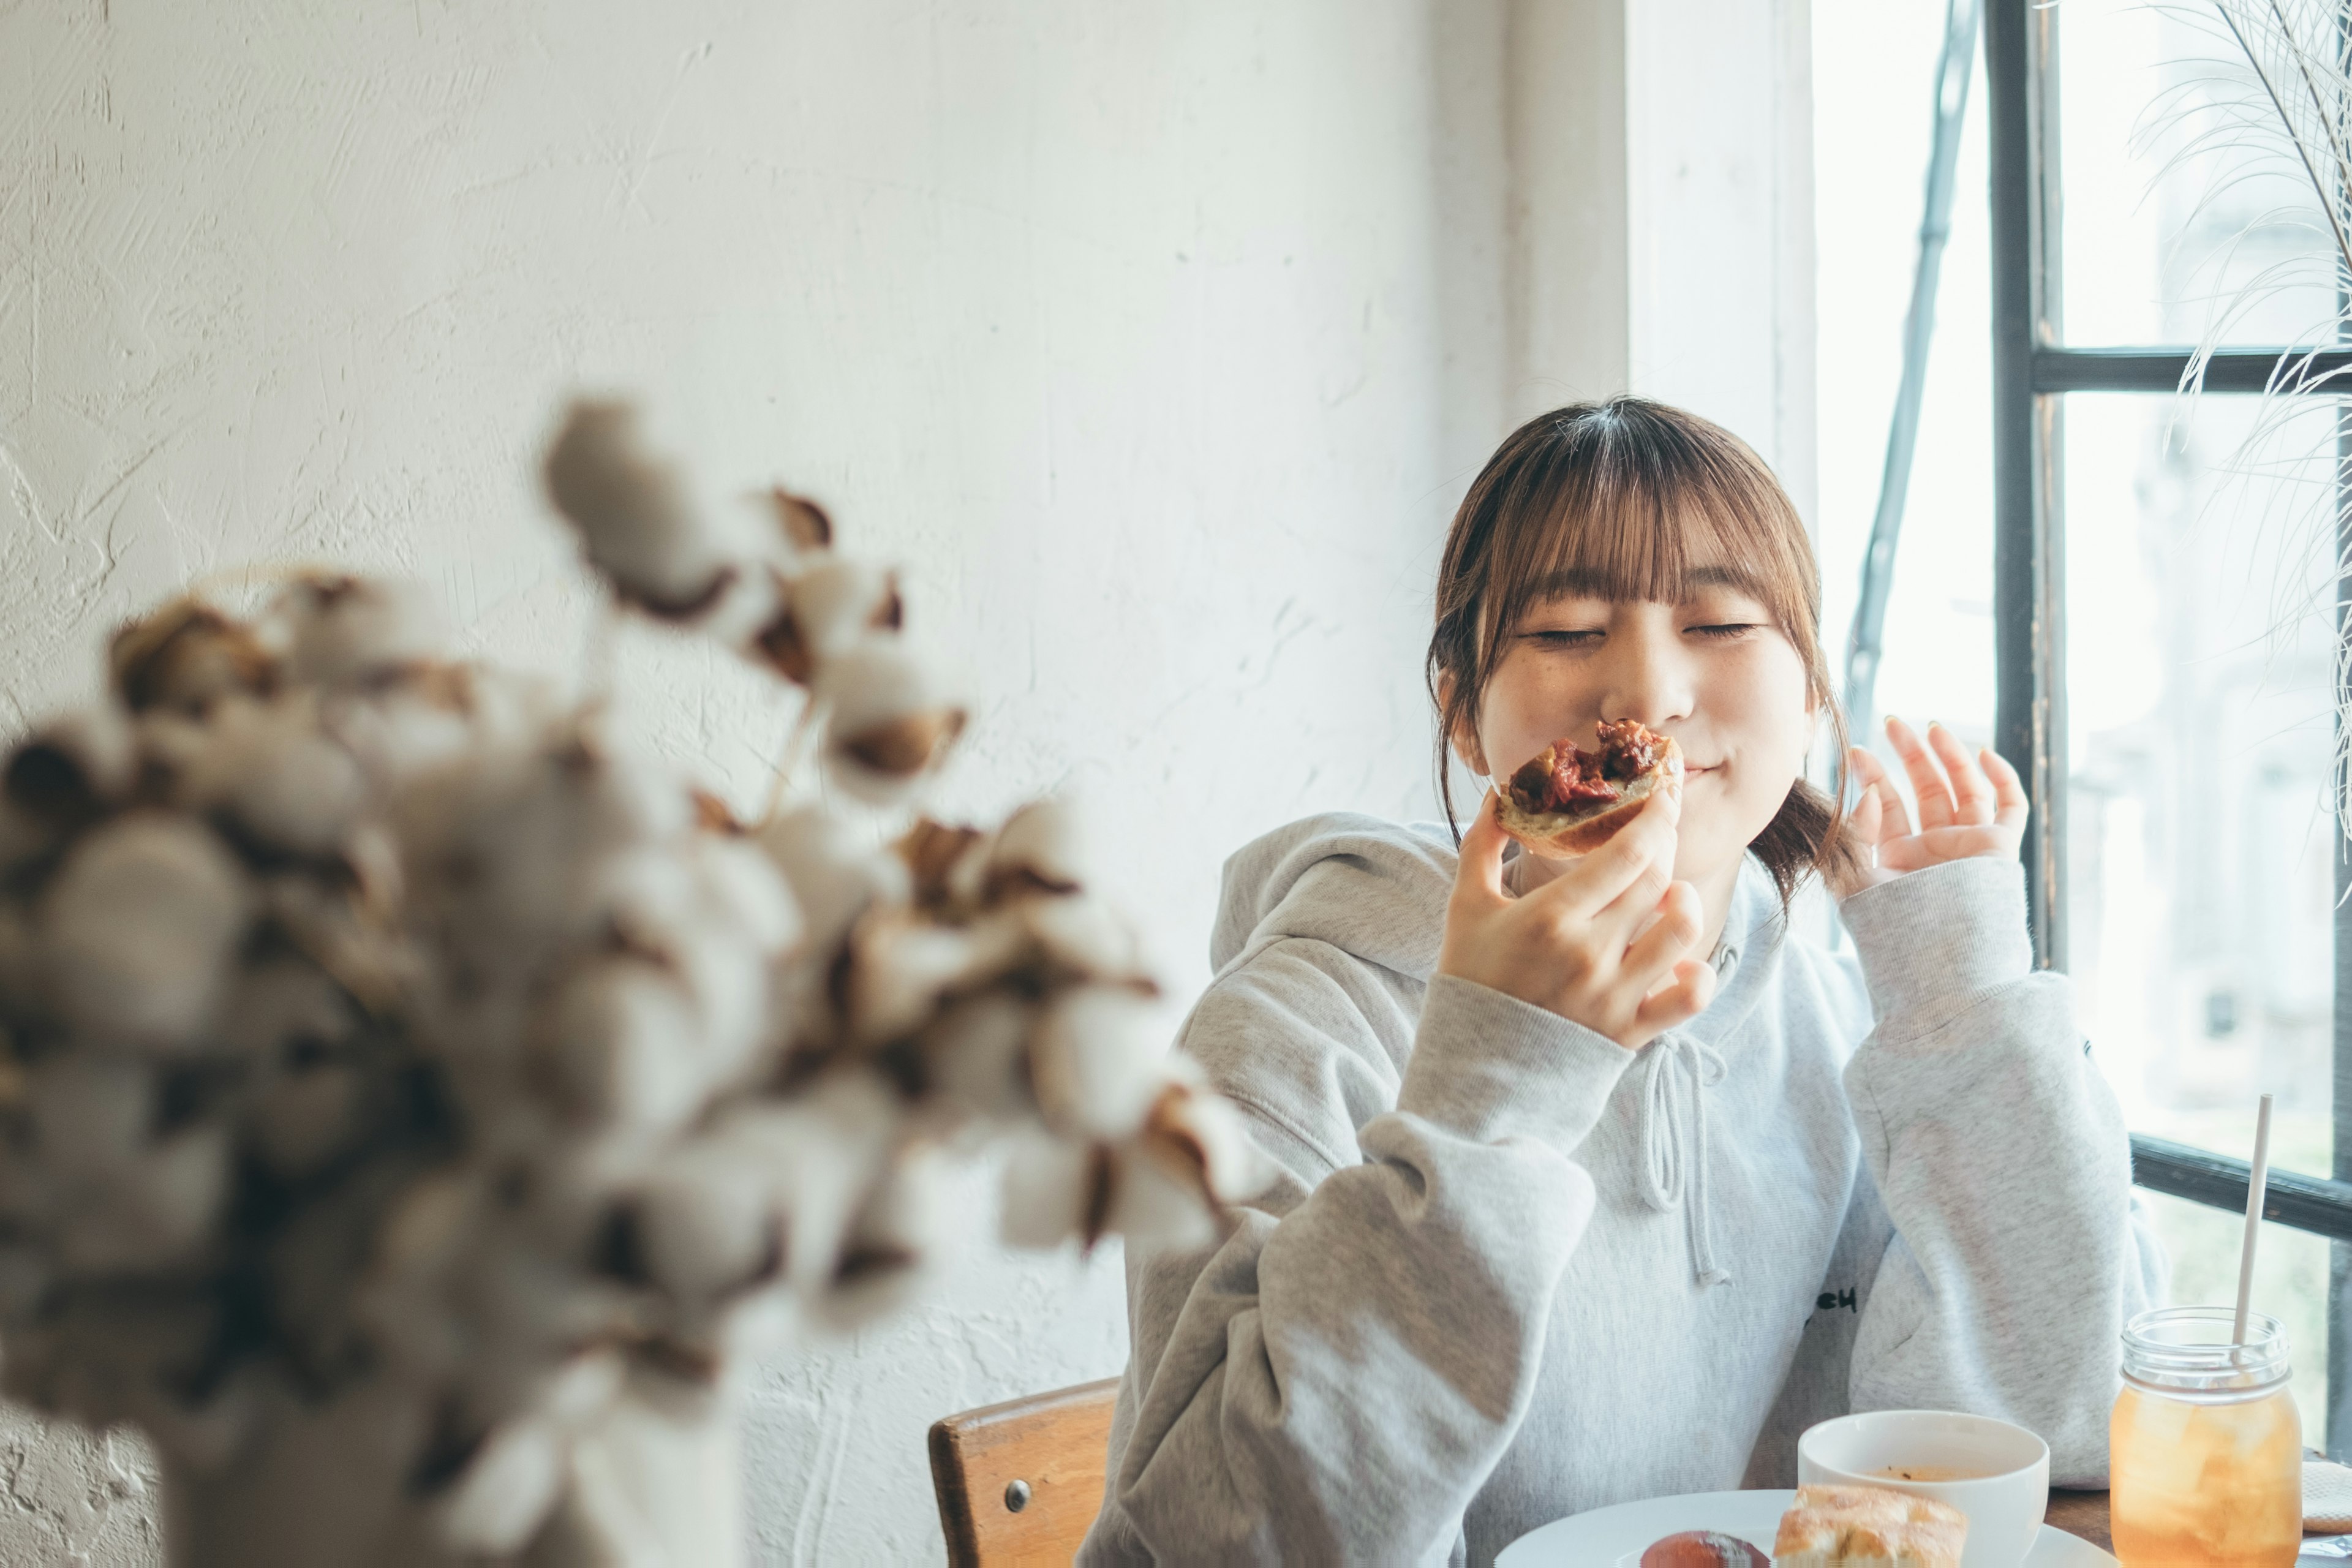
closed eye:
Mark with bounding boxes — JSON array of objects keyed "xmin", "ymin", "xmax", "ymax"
[
  {"xmin": 1687, "ymin": 623, "xmax": 1758, "ymax": 640},
  {"xmin": 1521, "ymin": 628, "xmax": 1602, "ymax": 648}
]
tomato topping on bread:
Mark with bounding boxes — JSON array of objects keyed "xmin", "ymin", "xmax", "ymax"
[{"xmin": 1495, "ymin": 719, "xmax": 1681, "ymax": 859}]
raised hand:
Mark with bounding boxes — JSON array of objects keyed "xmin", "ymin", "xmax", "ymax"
[
  {"xmin": 1439, "ymin": 784, "xmax": 1716, "ymax": 1050},
  {"xmin": 1838, "ymin": 717, "xmax": 2029, "ymax": 896}
]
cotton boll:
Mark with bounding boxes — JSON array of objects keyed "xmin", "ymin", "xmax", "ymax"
[
  {"xmin": 266, "ymin": 576, "xmax": 447, "ymax": 688},
  {"xmin": 251, "ymin": 872, "xmax": 411, "ymax": 1015},
  {"xmin": 3, "ymin": 707, "xmax": 137, "ymax": 829},
  {"xmin": 762, "ymin": 486, "xmax": 835, "ymax": 554},
  {"xmin": 843, "ymin": 910, "xmax": 995, "ymax": 1044},
  {"xmin": 254, "ymin": 1062, "xmax": 363, "ymax": 1179},
  {"xmin": 987, "ymin": 798, "xmax": 1087, "ymax": 898},
  {"xmin": 756, "ymin": 560, "xmax": 902, "ymax": 685},
  {"xmin": 720, "ymin": 1079, "xmax": 899, "ymax": 1295},
  {"xmin": 997, "ymin": 1133, "xmax": 1098, "ymax": 1251},
  {"xmin": 753, "ymin": 806, "xmax": 910, "ymax": 957},
  {"xmin": 592, "ymin": 846, "xmax": 700, "ymax": 949},
  {"xmin": 895, "ymin": 818, "xmax": 990, "ymax": 910},
  {"xmin": 1027, "ymin": 986, "xmax": 1167, "ymax": 1140},
  {"xmin": 531, "ymin": 1348, "xmax": 627, "ymax": 1436},
  {"xmin": 0, "ymin": 803, "xmax": 53, "ymax": 878},
  {"xmin": 540, "ymin": 959, "xmax": 710, "ymax": 1135},
  {"xmin": 41, "ymin": 814, "xmax": 252, "ymax": 1047},
  {"xmin": 28, "ymin": 1058, "xmax": 150, "ymax": 1181},
  {"xmin": 431, "ymin": 1417, "xmax": 565, "ymax": 1555},
  {"xmin": 1096, "ymin": 1139, "xmax": 1221, "ymax": 1255},
  {"xmin": 692, "ymin": 561, "xmax": 790, "ymax": 657},
  {"xmin": 561, "ymin": 728, "xmax": 695, "ymax": 853},
  {"xmin": 687, "ymin": 835, "xmax": 801, "ymax": 958},
  {"xmin": 817, "ymin": 640, "xmax": 966, "ymax": 802},
  {"xmin": 0, "ymin": 1246, "xmax": 49, "ymax": 1324},
  {"xmin": 809, "ymin": 1145, "xmax": 952, "ymax": 1332},
  {"xmin": 921, "ymin": 993, "xmax": 1037, "ymax": 1123},
  {"xmin": 0, "ymin": 904, "xmax": 45, "ymax": 1017},
  {"xmin": 60, "ymin": 1125, "xmax": 230, "ymax": 1271},
  {"xmin": 666, "ymin": 932, "xmax": 774, "ymax": 1088},
  {"xmin": 543, "ymin": 400, "xmax": 748, "ymax": 618},
  {"xmin": 108, "ymin": 598, "xmax": 275, "ymax": 715},
  {"xmin": 187, "ymin": 695, "xmax": 371, "ymax": 856},
  {"xmin": 1021, "ymin": 891, "xmax": 1146, "ymax": 984},
  {"xmin": 373, "ymin": 1174, "xmax": 480, "ymax": 1285},
  {"xmin": 626, "ymin": 1145, "xmax": 783, "ymax": 1302},
  {"xmin": 1142, "ymin": 1075, "xmax": 1273, "ymax": 1207},
  {"xmin": 134, "ymin": 1369, "xmax": 262, "ymax": 1477}
]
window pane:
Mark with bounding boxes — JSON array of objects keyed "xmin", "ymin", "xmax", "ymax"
[
  {"xmin": 2058, "ymin": 0, "xmax": 2339, "ymax": 348},
  {"xmin": 2064, "ymin": 390, "xmax": 2337, "ymax": 1422},
  {"xmin": 1813, "ymin": 0, "xmax": 1996, "ymax": 744},
  {"xmin": 2135, "ymin": 1185, "xmax": 2332, "ymax": 1439}
]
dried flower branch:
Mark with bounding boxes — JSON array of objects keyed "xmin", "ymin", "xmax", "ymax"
[{"xmin": 0, "ymin": 399, "xmax": 1266, "ymax": 1566}]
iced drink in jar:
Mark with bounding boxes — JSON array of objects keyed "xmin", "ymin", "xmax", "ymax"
[{"xmin": 2109, "ymin": 1306, "xmax": 2300, "ymax": 1566}]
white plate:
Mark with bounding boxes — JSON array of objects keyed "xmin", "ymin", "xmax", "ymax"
[{"xmin": 1494, "ymin": 1488, "xmax": 2117, "ymax": 1567}]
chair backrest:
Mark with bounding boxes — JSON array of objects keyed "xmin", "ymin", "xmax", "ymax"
[{"xmin": 928, "ymin": 1377, "xmax": 1120, "ymax": 1568}]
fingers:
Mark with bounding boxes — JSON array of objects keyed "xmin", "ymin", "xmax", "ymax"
[
  {"xmin": 1844, "ymin": 745, "xmax": 1907, "ymax": 846},
  {"xmin": 1529, "ymin": 783, "xmax": 1681, "ymax": 921},
  {"xmin": 1878, "ymin": 824, "xmax": 2019, "ymax": 873},
  {"xmin": 1621, "ymin": 881, "xmax": 1705, "ymax": 991},
  {"xmin": 1452, "ymin": 791, "xmax": 1510, "ymax": 908},
  {"xmin": 1924, "ymin": 722, "xmax": 1991, "ymax": 824},
  {"xmin": 1634, "ymin": 957, "xmax": 1717, "ymax": 1038},
  {"xmin": 1885, "ymin": 716, "xmax": 1955, "ymax": 829},
  {"xmin": 1983, "ymin": 745, "xmax": 2030, "ymax": 832}
]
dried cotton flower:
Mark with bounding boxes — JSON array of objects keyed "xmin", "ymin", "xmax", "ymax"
[{"xmin": 0, "ymin": 401, "xmax": 1264, "ymax": 1566}]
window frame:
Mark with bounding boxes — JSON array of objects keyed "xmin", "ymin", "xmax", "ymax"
[{"xmin": 1985, "ymin": 0, "xmax": 2352, "ymax": 1454}]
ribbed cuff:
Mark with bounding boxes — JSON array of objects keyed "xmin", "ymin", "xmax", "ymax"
[
  {"xmin": 1396, "ymin": 975, "xmax": 1633, "ymax": 1155},
  {"xmin": 1839, "ymin": 856, "xmax": 2033, "ymax": 1019}
]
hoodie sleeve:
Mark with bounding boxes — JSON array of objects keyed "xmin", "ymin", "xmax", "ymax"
[
  {"xmin": 1078, "ymin": 937, "xmax": 1633, "ymax": 1566},
  {"xmin": 1837, "ymin": 857, "xmax": 2167, "ymax": 1487}
]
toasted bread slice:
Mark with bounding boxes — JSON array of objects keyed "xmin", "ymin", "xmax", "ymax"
[{"xmin": 1494, "ymin": 723, "xmax": 1681, "ymax": 860}]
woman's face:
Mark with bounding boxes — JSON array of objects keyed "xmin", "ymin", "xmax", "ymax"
[{"xmin": 1463, "ymin": 569, "xmax": 1815, "ymax": 888}]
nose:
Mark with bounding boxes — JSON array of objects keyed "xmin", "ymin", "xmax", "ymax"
[{"xmin": 1594, "ymin": 609, "xmax": 1695, "ymax": 729}]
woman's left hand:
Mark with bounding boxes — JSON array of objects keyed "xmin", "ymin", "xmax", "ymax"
[{"xmin": 1838, "ymin": 717, "xmax": 2029, "ymax": 895}]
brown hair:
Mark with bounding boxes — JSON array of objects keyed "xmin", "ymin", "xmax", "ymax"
[{"xmin": 1427, "ymin": 398, "xmax": 1861, "ymax": 904}]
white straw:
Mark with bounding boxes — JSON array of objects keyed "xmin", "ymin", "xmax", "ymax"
[{"xmin": 2234, "ymin": 1092, "xmax": 2275, "ymax": 1350}]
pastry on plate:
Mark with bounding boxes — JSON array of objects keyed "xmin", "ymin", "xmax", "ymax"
[{"xmin": 1772, "ymin": 1483, "xmax": 1966, "ymax": 1568}]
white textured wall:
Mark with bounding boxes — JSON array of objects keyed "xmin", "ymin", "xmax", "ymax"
[
  {"xmin": 2, "ymin": 2, "xmax": 1508, "ymax": 1561},
  {"xmin": 2, "ymin": 2, "xmax": 1815, "ymax": 1561}
]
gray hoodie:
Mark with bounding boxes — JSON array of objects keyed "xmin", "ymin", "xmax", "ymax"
[{"xmin": 1078, "ymin": 814, "xmax": 2165, "ymax": 1567}]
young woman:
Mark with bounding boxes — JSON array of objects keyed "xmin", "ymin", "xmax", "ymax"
[{"xmin": 1077, "ymin": 400, "xmax": 2163, "ymax": 1566}]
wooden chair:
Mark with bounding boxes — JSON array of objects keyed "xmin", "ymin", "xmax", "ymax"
[{"xmin": 929, "ymin": 1378, "xmax": 1120, "ymax": 1567}]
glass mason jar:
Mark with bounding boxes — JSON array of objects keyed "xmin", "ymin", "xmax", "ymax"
[{"xmin": 2109, "ymin": 1306, "xmax": 2301, "ymax": 1567}]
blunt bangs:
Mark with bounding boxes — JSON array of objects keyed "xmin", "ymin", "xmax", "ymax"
[{"xmin": 1476, "ymin": 406, "xmax": 1820, "ymax": 685}]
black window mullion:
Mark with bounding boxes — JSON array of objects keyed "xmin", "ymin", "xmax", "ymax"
[
  {"xmin": 2035, "ymin": 347, "xmax": 2352, "ymax": 394},
  {"xmin": 1987, "ymin": 0, "xmax": 2065, "ymax": 971}
]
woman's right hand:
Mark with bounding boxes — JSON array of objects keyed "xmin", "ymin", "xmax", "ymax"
[{"xmin": 1438, "ymin": 786, "xmax": 1714, "ymax": 1050}]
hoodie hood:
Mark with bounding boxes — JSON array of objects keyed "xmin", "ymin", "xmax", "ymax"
[{"xmin": 1208, "ymin": 812, "xmax": 1460, "ymax": 981}]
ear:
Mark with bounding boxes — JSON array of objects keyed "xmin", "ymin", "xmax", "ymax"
[{"xmin": 1437, "ymin": 671, "xmax": 1491, "ymax": 778}]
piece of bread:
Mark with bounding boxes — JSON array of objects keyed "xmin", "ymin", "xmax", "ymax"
[
  {"xmin": 1772, "ymin": 1484, "xmax": 1967, "ymax": 1568},
  {"xmin": 1494, "ymin": 719, "xmax": 1682, "ymax": 859}
]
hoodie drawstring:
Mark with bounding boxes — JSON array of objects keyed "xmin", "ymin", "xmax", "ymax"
[{"xmin": 1635, "ymin": 1030, "xmax": 1730, "ymax": 1289}]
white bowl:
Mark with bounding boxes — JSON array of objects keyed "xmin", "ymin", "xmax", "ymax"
[{"xmin": 1797, "ymin": 1409, "xmax": 2051, "ymax": 1568}]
